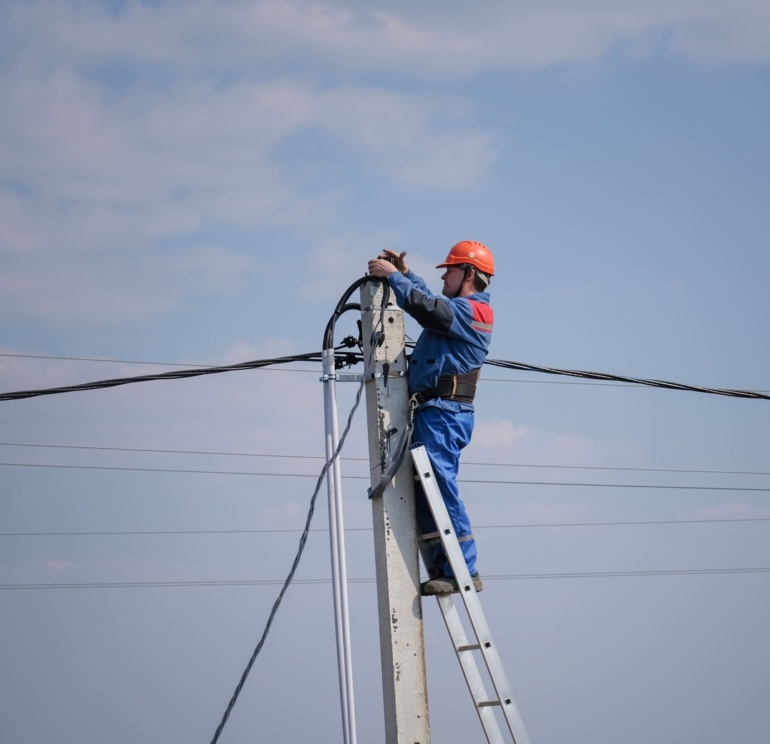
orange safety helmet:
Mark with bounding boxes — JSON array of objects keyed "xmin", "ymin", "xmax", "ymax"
[{"xmin": 436, "ymin": 240, "xmax": 495, "ymax": 276}]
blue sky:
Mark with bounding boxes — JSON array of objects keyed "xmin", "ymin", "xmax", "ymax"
[{"xmin": 1, "ymin": 2, "xmax": 769, "ymax": 743}]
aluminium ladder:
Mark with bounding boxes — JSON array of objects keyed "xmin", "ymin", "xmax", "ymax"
[{"xmin": 410, "ymin": 444, "xmax": 531, "ymax": 744}]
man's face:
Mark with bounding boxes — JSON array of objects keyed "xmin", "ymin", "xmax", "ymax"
[{"xmin": 441, "ymin": 265, "xmax": 466, "ymax": 297}]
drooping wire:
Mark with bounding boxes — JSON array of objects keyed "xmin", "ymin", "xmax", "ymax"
[
  {"xmin": 322, "ymin": 274, "xmax": 390, "ymax": 351},
  {"xmin": 484, "ymin": 358, "xmax": 770, "ymax": 401},
  {"xmin": 208, "ymin": 370, "xmax": 366, "ymax": 744},
  {"xmin": 209, "ymin": 275, "xmax": 386, "ymax": 744},
  {"xmin": 1, "ymin": 350, "xmax": 767, "ymax": 403},
  {"xmin": 0, "ymin": 277, "xmax": 386, "ymax": 403},
  {"xmin": 0, "ymin": 351, "xmax": 334, "ymax": 402}
]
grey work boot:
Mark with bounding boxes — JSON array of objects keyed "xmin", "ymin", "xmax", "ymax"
[{"xmin": 421, "ymin": 573, "xmax": 483, "ymax": 596}]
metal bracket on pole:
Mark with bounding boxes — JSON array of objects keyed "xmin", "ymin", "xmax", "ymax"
[{"xmin": 321, "ymin": 371, "xmax": 406, "ymax": 383}]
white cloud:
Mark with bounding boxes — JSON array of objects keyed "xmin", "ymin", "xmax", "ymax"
[
  {"xmin": 247, "ymin": 0, "xmax": 770, "ymax": 70},
  {"xmin": 0, "ymin": 230, "xmax": 240, "ymax": 327},
  {"xmin": 5, "ymin": 1, "xmax": 769, "ymax": 79},
  {"xmin": 297, "ymin": 228, "xmax": 467, "ymax": 301},
  {"xmin": 0, "ymin": 64, "xmax": 498, "ymax": 323},
  {"xmin": 0, "ymin": 72, "xmax": 310, "ymax": 211},
  {"xmin": 0, "ymin": 69, "xmax": 499, "ymax": 207},
  {"xmin": 299, "ymin": 232, "xmax": 393, "ymax": 300},
  {"xmin": 471, "ymin": 418, "xmax": 531, "ymax": 450},
  {"xmin": 315, "ymin": 86, "xmax": 502, "ymax": 189},
  {"xmin": 2, "ymin": 0, "xmax": 768, "ymax": 329},
  {"xmin": 696, "ymin": 501, "xmax": 770, "ymax": 518},
  {"xmin": 468, "ymin": 416, "xmax": 642, "ymax": 467}
]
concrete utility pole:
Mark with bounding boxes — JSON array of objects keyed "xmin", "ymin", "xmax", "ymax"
[{"xmin": 360, "ymin": 281, "xmax": 430, "ymax": 744}]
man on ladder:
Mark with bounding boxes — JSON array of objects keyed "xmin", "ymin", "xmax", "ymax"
[{"xmin": 367, "ymin": 241, "xmax": 495, "ymax": 595}]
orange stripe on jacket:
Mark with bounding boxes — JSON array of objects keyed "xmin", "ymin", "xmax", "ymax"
[{"xmin": 469, "ymin": 300, "xmax": 494, "ymax": 333}]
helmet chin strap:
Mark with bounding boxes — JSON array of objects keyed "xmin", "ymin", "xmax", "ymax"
[{"xmin": 452, "ymin": 265, "xmax": 473, "ymax": 298}]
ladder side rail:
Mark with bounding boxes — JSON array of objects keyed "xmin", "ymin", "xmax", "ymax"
[
  {"xmin": 436, "ymin": 595, "xmax": 507, "ymax": 744},
  {"xmin": 451, "ymin": 588, "xmax": 530, "ymax": 744},
  {"xmin": 411, "ymin": 445, "xmax": 531, "ymax": 744},
  {"xmin": 416, "ymin": 491, "xmax": 506, "ymax": 744},
  {"xmin": 410, "ymin": 445, "xmax": 479, "ymax": 593}
]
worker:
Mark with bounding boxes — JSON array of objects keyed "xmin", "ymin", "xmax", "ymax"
[{"xmin": 367, "ymin": 241, "xmax": 495, "ymax": 595}]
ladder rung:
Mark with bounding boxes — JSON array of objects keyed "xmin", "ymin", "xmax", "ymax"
[
  {"xmin": 457, "ymin": 643, "xmax": 481, "ymax": 652},
  {"xmin": 478, "ymin": 701, "xmax": 502, "ymax": 708}
]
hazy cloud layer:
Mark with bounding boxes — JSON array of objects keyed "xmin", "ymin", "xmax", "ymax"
[
  {"xmin": 3, "ymin": 0, "xmax": 768, "ymax": 325},
  {"xmin": 5, "ymin": 0, "xmax": 770, "ymax": 74}
]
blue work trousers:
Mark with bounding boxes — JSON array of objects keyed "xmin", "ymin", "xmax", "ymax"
[{"xmin": 412, "ymin": 405, "xmax": 477, "ymax": 577}]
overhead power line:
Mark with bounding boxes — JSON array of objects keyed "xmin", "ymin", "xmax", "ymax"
[
  {"xmin": 2, "ymin": 441, "xmax": 769, "ymax": 477},
  {"xmin": 483, "ymin": 358, "xmax": 770, "ymax": 400},
  {"xmin": 0, "ymin": 351, "xmax": 333, "ymax": 401},
  {"xmin": 12, "ymin": 350, "xmax": 767, "ymax": 393},
  {"xmin": 1, "ymin": 350, "xmax": 768, "ymax": 401},
  {"xmin": 3, "ymin": 566, "xmax": 769, "ymax": 591},
  {"xmin": 2, "ymin": 460, "xmax": 769, "ymax": 492},
  {"xmin": 0, "ymin": 351, "xmax": 318, "ymax": 376},
  {"xmin": 3, "ymin": 516, "xmax": 769, "ymax": 538},
  {"xmin": 0, "ymin": 352, "xmax": 219, "ymax": 367}
]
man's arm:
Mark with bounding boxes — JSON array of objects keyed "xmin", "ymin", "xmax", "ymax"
[
  {"xmin": 387, "ymin": 272, "xmax": 454, "ymax": 333},
  {"xmin": 367, "ymin": 250, "xmax": 454, "ymax": 333}
]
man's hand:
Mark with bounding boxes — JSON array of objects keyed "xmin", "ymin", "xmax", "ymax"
[
  {"xmin": 367, "ymin": 257, "xmax": 398, "ymax": 278},
  {"xmin": 368, "ymin": 249, "xmax": 408, "ymax": 278},
  {"xmin": 380, "ymin": 249, "xmax": 409, "ymax": 275}
]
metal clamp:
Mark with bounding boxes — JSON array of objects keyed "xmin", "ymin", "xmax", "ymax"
[{"xmin": 320, "ymin": 373, "xmax": 364, "ymax": 383}]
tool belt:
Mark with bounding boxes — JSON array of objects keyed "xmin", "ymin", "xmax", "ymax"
[{"xmin": 411, "ymin": 368, "xmax": 480, "ymax": 406}]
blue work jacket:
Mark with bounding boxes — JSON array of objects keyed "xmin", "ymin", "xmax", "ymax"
[{"xmin": 387, "ymin": 269, "xmax": 494, "ymax": 410}]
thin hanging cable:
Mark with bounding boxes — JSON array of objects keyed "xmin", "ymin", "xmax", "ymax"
[
  {"xmin": 2, "ymin": 441, "xmax": 769, "ymax": 477},
  {"xmin": 3, "ymin": 461, "xmax": 769, "ymax": 493},
  {"xmin": 209, "ymin": 275, "xmax": 385, "ymax": 744},
  {"xmin": 4, "ymin": 565, "xmax": 770, "ymax": 591},
  {"xmin": 3, "ymin": 515, "xmax": 769, "ymax": 538},
  {"xmin": 0, "ymin": 352, "xmax": 223, "ymax": 367},
  {"xmin": 208, "ymin": 360, "xmax": 365, "ymax": 744}
]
